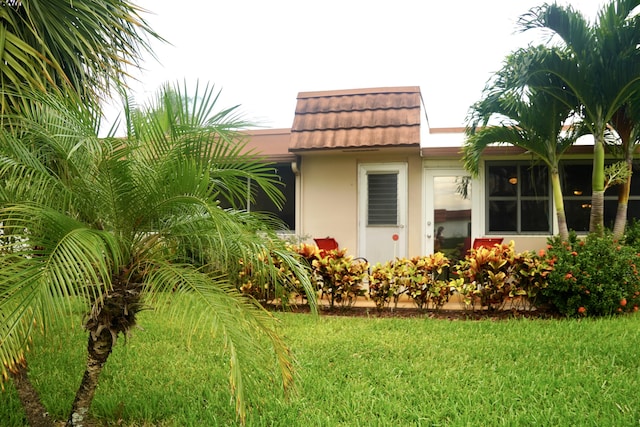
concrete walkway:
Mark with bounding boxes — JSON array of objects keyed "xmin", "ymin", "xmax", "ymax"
[{"xmin": 312, "ymin": 293, "xmax": 534, "ymax": 312}]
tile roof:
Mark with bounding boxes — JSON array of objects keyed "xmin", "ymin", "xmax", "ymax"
[
  {"xmin": 243, "ymin": 128, "xmax": 294, "ymax": 162},
  {"xmin": 290, "ymin": 86, "xmax": 422, "ymax": 152}
]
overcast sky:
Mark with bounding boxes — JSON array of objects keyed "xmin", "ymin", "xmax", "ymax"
[{"xmin": 106, "ymin": 0, "xmax": 607, "ymax": 132}]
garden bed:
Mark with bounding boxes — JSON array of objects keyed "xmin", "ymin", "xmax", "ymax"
[{"xmin": 269, "ymin": 300, "xmax": 561, "ymax": 320}]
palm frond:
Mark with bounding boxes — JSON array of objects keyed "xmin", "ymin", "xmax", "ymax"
[
  {"xmin": 144, "ymin": 263, "xmax": 295, "ymax": 424},
  {"xmin": 518, "ymin": 3, "xmax": 593, "ymax": 58}
]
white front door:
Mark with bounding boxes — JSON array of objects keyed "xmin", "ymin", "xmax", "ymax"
[
  {"xmin": 424, "ymin": 169, "xmax": 473, "ymax": 258},
  {"xmin": 358, "ymin": 163, "xmax": 407, "ymax": 266}
]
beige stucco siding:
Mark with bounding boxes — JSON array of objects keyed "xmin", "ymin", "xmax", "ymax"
[
  {"xmin": 299, "ymin": 153, "xmax": 359, "ymax": 252},
  {"xmin": 405, "ymin": 154, "xmax": 424, "ymax": 258},
  {"xmin": 298, "ymin": 148, "xmax": 423, "ymax": 261}
]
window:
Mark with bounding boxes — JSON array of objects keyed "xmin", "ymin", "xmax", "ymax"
[
  {"xmin": 218, "ymin": 163, "xmax": 296, "ymax": 231},
  {"xmin": 367, "ymin": 172, "xmax": 398, "ymax": 225},
  {"xmin": 251, "ymin": 164, "xmax": 296, "ymax": 230},
  {"xmin": 560, "ymin": 162, "xmax": 591, "ymax": 232},
  {"xmin": 561, "ymin": 161, "xmax": 640, "ymax": 232},
  {"xmin": 486, "ymin": 162, "xmax": 551, "ymax": 233},
  {"xmin": 486, "ymin": 160, "xmax": 640, "ymax": 235}
]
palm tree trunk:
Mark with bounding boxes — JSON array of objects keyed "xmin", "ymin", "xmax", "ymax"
[
  {"xmin": 9, "ymin": 362, "xmax": 54, "ymax": 427},
  {"xmin": 613, "ymin": 147, "xmax": 631, "ymax": 239},
  {"xmin": 613, "ymin": 197, "xmax": 628, "ymax": 239},
  {"xmin": 590, "ymin": 190, "xmax": 605, "ymax": 235},
  {"xmin": 551, "ymin": 170, "xmax": 569, "ymax": 241},
  {"xmin": 612, "ymin": 112, "xmax": 633, "ymax": 240},
  {"xmin": 589, "ymin": 135, "xmax": 606, "ymax": 235},
  {"xmin": 66, "ymin": 329, "xmax": 114, "ymax": 427}
]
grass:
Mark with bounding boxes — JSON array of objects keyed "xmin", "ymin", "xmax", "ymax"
[{"xmin": 2, "ymin": 309, "xmax": 640, "ymax": 426}]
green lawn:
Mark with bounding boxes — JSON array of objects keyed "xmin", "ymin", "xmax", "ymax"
[{"xmin": 3, "ymin": 310, "xmax": 640, "ymax": 426}]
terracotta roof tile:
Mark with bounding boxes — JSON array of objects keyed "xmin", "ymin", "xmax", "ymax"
[
  {"xmin": 243, "ymin": 129, "xmax": 294, "ymax": 162},
  {"xmin": 290, "ymin": 86, "xmax": 422, "ymax": 151}
]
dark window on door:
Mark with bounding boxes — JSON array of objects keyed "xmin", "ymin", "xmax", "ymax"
[{"xmin": 367, "ymin": 172, "xmax": 398, "ymax": 225}]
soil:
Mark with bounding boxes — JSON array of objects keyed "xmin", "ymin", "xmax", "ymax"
[{"xmin": 268, "ymin": 303, "xmax": 562, "ymax": 321}]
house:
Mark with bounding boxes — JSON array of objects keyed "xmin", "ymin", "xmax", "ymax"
[{"xmin": 243, "ymin": 86, "xmax": 640, "ymax": 266}]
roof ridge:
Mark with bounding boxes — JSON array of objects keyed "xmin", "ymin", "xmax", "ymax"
[{"xmin": 297, "ymin": 86, "xmax": 420, "ymax": 99}]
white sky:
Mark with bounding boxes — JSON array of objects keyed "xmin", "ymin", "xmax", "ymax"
[{"xmin": 105, "ymin": 0, "xmax": 607, "ymax": 132}]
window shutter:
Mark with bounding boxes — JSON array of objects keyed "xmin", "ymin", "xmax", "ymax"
[{"xmin": 367, "ymin": 173, "xmax": 398, "ymax": 225}]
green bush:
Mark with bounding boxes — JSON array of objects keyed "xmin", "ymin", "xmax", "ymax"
[
  {"xmin": 539, "ymin": 232, "xmax": 640, "ymax": 317},
  {"xmin": 405, "ymin": 254, "xmax": 455, "ymax": 310},
  {"xmin": 369, "ymin": 254, "xmax": 460, "ymax": 311},
  {"xmin": 623, "ymin": 218, "xmax": 640, "ymax": 252},
  {"xmin": 368, "ymin": 261, "xmax": 403, "ymax": 309},
  {"xmin": 311, "ymin": 248, "xmax": 368, "ymax": 308},
  {"xmin": 236, "ymin": 248, "xmax": 306, "ymax": 305},
  {"xmin": 454, "ymin": 241, "xmax": 551, "ymax": 311}
]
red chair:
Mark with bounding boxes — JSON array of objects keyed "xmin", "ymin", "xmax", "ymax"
[
  {"xmin": 313, "ymin": 237, "xmax": 369, "ymax": 268},
  {"xmin": 313, "ymin": 237, "xmax": 339, "ymax": 255},
  {"xmin": 472, "ymin": 237, "xmax": 504, "ymax": 249}
]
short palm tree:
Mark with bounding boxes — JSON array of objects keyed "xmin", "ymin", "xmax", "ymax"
[
  {"xmin": 465, "ymin": 47, "xmax": 581, "ymax": 242},
  {"xmin": 517, "ymin": 0, "xmax": 640, "ymax": 235},
  {"xmin": 0, "ymin": 83, "xmax": 315, "ymax": 426}
]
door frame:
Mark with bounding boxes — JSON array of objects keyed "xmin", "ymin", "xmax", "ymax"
[{"xmin": 357, "ymin": 162, "xmax": 408, "ymax": 263}]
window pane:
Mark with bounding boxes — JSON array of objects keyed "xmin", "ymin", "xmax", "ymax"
[
  {"xmin": 564, "ymin": 200, "xmax": 591, "ymax": 232},
  {"xmin": 561, "ymin": 164, "xmax": 591, "ymax": 197},
  {"xmin": 630, "ymin": 163, "xmax": 640, "ymax": 196},
  {"xmin": 604, "ymin": 162, "xmax": 640, "ymax": 197},
  {"xmin": 489, "ymin": 200, "xmax": 517, "ymax": 232},
  {"xmin": 521, "ymin": 166, "xmax": 548, "ymax": 197},
  {"xmin": 628, "ymin": 200, "xmax": 640, "ymax": 221},
  {"xmin": 368, "ymin": 173, "xmax": 398, "ymax": 225},
  {"xmin": 604, "ymin": 199, "xmax": 619, "ymax": 230},
  {"xmin": 488, "ymin": 165, "xmax": 517, "ymax": 197},
  {"xmin": 521, "ymin": 200, "xmax": 551, "ymax": 232},
  {"xmin": 251, "ymin": 164, "xmax": 296, "ymax": 230}
]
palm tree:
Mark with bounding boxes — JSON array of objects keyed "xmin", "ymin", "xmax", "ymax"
[
  {"xmin": 465, "ymin": 46, "xmax": 581, "ymax": 242},
  {"xmin": 517, "ymin": 0, "xmax": 640, "ymax": 235},
  {"xmin": 610, "ymin": 103, "xmax": 640, "ymax": 238},
  {"xmin": 0, "ymin": 83, "xmax": 316, "ymax": 426},
  {"xmin": 0, "ymin": 0, "xmax": 158, "ymax": 113},
  {"xmin": 595, "ymin": 0, "xmax": 640, "ymax": 238}
]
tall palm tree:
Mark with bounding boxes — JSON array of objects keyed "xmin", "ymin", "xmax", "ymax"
[
  {"xmin": 0, "ymin": 0, "xmax": 158, "ymax": 113},
  {"xmin": 594, "ymin": 0, "xmax": 640, "ymax": 238},
  {"xmin": 0, "ymin": 83, "xmax": 316, "ymax": 426},
  {"xmin": 610, "ymin": 103, "xmax": 640, "ymax": 238},
  {"xmin": 517, "ymin": 0, "xmax": 640, "ymax": 235},
  {"xmin": 465, "ymin": 47, "xmax": 580, "ymax": 242}
]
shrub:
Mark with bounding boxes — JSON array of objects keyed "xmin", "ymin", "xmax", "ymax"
[
  {"xmin": 623, "ymin": 218, "xmax": 640, "ymax": 252},
  {"xmin": 454, "ymin": 241, "xmax": 550, "ymax": 311},
  {"xmin": 236, "ymin": 248, "xmax": 307, "ymax": 305},
  {"xmin": 405, "ymin": 253, "xmax": 454, "ymax": 310},
  {"xmin": 539, "ymin": 232, "xmax": 640, "ymax": 317},
  {"xmin": 368, "ymin": 261, "xmax": 403, "ymax": 309},
  {"xmin": 512, "ymin": 249, "xmax": 554, "ymax": 310},
  {"xmin": 369, "ymin": 254, "xmax": 460, "ymax": 311},
  {"xmin": 310, "ymin": 248, "xmax": 369, "ymax": 308}
]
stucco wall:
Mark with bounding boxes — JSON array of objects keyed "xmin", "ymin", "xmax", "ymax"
[
  {"xmin": 299, "ymin": 153, "xmax": 358, "ymax": 252},
  {"xmin": 298, "ymin": 148, "xmax": 423, "ymax": 260}
]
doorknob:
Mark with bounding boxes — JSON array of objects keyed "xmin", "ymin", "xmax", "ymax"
[{"xmin": 427, "ymin": 234, "xmax": 432, "ymax": 238}]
